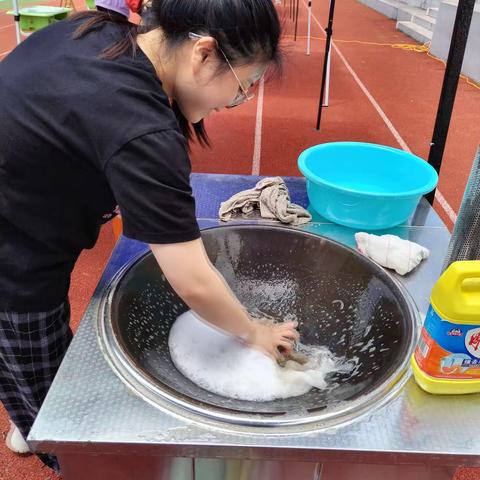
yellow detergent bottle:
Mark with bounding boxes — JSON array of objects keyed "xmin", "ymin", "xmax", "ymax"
[{"xmin": 412, "ymin": 260, "xmax": 480, "ymax": 394}]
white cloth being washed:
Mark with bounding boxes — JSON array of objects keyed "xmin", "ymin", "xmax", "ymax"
[
  {"xmin": 168, "ymin": 310, "xmax": 350, "ymax": 401},
  {"xmin": 219, "ymin": 177, "xmax": 311, "ymax": 226},
  {"xmin": 355, "ymin": 232, "xmax": 430, "ymax": 275}
]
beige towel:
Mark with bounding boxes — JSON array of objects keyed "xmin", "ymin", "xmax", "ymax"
[{"xmin": 219, "ymin": 177, "xmax": 312, "ymax": 226}]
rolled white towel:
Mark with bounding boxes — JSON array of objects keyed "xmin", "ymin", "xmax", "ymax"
[{"xmin": 355, "ymin": 232, "xmax": 430, "ymax": 275}]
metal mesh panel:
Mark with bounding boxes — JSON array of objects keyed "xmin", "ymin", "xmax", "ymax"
[{"xmin": 443, "ymin": 146, "xmax": 480, "ymax": 270}]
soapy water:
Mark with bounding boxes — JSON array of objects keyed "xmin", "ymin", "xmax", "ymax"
[{"xmin": 168, "ymin": 310, "xmax": 355, "ymax": 402}]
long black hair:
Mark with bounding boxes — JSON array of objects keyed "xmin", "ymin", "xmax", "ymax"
[{"xmin": 72, "ymin": 1, "xmax": 283, "ymax": 147}]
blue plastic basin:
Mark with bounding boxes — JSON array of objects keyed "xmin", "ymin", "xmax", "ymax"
[{"xmin": 298, "ymin": 142, "xmax": 438, "ymax": 230}]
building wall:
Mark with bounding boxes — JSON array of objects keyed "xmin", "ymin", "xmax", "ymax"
[{"xmin": 430, "ymin": 0, "xmax": 480, "ymax": 84}]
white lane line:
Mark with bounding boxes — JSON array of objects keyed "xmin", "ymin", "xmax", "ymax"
[
  {"xmin": 252, "ymin": 77, "xmax": 265, "ymax": 176},
  {"xmin": 434, "ymin": 189, "xmax": 457, "ymax": 223},
  {"xmin": 304, "ymin": 1, "xmax": 457, "ymax": 224},
  {"xmin": 0, "ymin": 24, "xmax": 14, "ymax": 31},
  {"xmin": 0, "ymin": 49, "xmax": 11, "ymax": 58}
]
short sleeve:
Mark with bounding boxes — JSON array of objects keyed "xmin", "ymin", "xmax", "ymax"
[{"xmin": 105, "ymin": 130, "xmax": 200, "ymax": 244}]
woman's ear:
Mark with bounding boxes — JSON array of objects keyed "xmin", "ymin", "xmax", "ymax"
[{"xmin": 191, "ymin": 36, "xmax": 218, "ymax": 73}]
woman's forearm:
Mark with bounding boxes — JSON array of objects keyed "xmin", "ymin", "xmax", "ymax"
[
  {"xmin": 150, "ymin": 239, "xmax": 299, "ymax": 359},
  {"xmin": 150, "ymin": 239, "xmax": 254, "ymax": 340},
  {"xmin": 177, "ymin": 265, "xmax": 255, "ymax": 339}
]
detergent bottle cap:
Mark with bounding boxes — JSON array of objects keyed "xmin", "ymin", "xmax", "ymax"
[{"xmin": 431, "ymin": 260, "xmax": 480, "ymax": 324}]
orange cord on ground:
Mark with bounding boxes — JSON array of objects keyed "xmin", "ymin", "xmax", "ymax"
[{"xmin": 284, "ymin": 35, "xmax": 480, "ymax": 90}]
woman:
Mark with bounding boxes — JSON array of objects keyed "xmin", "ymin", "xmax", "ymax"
[{"xmin": 0, "ymin": 0, "xmax": 299, "ymax": 471}]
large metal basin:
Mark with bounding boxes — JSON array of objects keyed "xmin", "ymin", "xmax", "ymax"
[{"xmin": 97, "ymin": 225, "xmax": 419, "ymax": 432}]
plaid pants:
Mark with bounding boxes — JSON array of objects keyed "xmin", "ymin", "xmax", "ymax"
[{"xmin": 0, "ymin": 301, "xmax": 73, "ymax": 471}]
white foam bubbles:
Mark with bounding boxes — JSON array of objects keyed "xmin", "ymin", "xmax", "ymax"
[{"xmin": 168, "ymin": 310, "xmax": 350, "ymax": 402}]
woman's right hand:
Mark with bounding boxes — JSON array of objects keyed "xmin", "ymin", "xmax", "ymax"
[{"xmin": 245, "ymin": 321, "xmax": 300, "ymax": 361}]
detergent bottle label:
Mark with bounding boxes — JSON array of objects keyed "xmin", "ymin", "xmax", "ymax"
[{"xmin": 414, "ymin": 305, "xmax": 480, "ymax": 379}]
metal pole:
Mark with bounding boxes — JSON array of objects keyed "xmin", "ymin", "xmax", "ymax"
[
  {"xmin": 315, "ymin": 0, "xmax": 335, "ymax": 130},
  {"xmin": 13, "ymin": 0, "xmax": 21, "ymax": 45},
  {"xmin": 323, "ymin": 44, "xmax": 332, "ymax": 106},
  {"xmin": 294, "ymin": 0, "xmax": 300, "ymax": 41},
  {"xmin": 425, "ymin": 0, "xmax": 476, "ymax": 205},
  {"xmin": 306, "ymin": 0, "xmax": 312, "ymax": 55}
]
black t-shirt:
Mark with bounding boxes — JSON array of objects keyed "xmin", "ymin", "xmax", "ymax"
[{"xmin": 0, "ymin": 17, "xmax": 200, "ymax": 312}]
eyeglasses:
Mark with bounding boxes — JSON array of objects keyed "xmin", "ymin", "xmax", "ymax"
[{"xmin": 188, "ymin": 32, "xmax": 255, "ymax": 108}]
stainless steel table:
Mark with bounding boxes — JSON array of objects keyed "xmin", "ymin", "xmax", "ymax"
[{"xmin": 28, "ymin": 174, "xmax": 480, "ymax": 480}]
